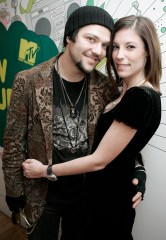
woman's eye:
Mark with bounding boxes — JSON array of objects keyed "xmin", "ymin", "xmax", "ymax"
[
  {"xmin": 127, "ymin": 45, "xmax": 136, "ymax": 49},
  {"xmin": 112, "ymin": 45, "xmax": 118, "ymax": 49}
]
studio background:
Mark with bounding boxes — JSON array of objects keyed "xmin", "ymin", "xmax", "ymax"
[{"xmin": 0, "ymin": 1, "xmax": 166, "ymax": 239}]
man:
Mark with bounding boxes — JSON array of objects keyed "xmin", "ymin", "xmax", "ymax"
[{"xmin": 2, "ymin": 6, "xmax": 146, "ymax": 240}]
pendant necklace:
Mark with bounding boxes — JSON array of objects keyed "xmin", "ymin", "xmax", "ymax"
[
  {"xmin": 59, "ymin": 99, "xmax": 79, "ymax": 154},
  {"xmin": 59, "ymin": 85, "xmax": 87, "ymax": 154},
  {"xmin": 56, "ymin": 58, "xmax": 86, "ymax": 119},
  {"xmin": 56, "ymin": 58, "xmax": 87, "ymax": 154}
]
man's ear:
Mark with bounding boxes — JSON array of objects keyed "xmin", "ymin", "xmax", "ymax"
[{"xmin": 66, "ymin": 36, "xmax": 71, "ymax": 43}]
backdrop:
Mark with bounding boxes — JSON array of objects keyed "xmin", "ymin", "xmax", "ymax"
[{"xmin": 0, "ymin": 1, "xmax": 166, "ymax": 239}]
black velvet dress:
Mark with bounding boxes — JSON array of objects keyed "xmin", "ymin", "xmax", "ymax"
[{"xmin": 84, "ymin": 86, "xmax": 161, "ymax": 240}]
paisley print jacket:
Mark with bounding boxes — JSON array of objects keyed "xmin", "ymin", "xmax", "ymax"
[{"xmin": 2, "ymin": 55, "xmax": 114, "ymax": 224}]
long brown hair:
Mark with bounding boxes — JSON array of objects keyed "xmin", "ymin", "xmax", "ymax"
[{"xmin": 107, "ymin": 15, "xmax": 162, "ymax": 91}]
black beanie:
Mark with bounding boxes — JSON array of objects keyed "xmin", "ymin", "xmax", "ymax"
[{"xmin": 63, "ymin": 6, "xmax": 114, "ymax": 45}]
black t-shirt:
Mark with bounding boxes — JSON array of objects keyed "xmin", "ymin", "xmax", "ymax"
[{"xmin": 46, "ymin": 68, "xmax": 88, "ymax": 204}]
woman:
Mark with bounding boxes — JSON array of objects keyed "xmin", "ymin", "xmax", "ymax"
[{"xmin": 23, "ymin": 15, "xmax": 162, "ymax": 239}]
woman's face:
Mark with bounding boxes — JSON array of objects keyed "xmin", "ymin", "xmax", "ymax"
[{"xmin": 112, "ymin": 28, "xmax": 147, "ymax": 81}]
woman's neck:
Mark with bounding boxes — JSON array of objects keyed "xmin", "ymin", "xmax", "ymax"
[{"xmin": 122, "ymin": 73, "xmax": 146, "ymax": 90}]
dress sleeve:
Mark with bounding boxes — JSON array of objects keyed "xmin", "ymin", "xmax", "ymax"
[{"xmin": 114, "ymin": 87, "xmax": 152, "ymax": 129}]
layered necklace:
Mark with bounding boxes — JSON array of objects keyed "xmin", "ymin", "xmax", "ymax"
[
  {"xmin": 56, "ymin": 58, "xmax": 87, "ymax": 154},
  {"xmin": 57, "ymin": 59, "xmax": 86, "ymax": 119}
]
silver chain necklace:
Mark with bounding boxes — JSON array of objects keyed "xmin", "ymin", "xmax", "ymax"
[
  {"xmin": 56, "ymin": 58, "xmax": 87, "ymax": 154},
  {"xmin": 57, "ymin": 58, "xmax": 86, "ymax": 119},
  {"xmin": 59, "ymin": 90, "xmax": 87, "ymax": 154},
  {"xmin": 59, "ymin": 99, "xmax": 79, "ymax": 154}
]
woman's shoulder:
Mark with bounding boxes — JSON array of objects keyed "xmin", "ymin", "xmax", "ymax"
[
  {"xmin": 125, "ymin": 86, "xmax": 161, "ymax": 101},
  {"xmin": 121, "ymin": 86, "xmax": 161, "ymax": 118}
]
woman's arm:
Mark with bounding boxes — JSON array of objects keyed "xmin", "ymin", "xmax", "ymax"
[{"xmin": 23, "ymin": 120, "xmax": 137, "ymax": 177}]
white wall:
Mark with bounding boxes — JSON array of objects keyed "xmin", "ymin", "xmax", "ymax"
[
  {"xmin": 0, "ymin": 147, "xmax": 11, "ymax": 217},
  {"xmin": 133, "ymin": 146, "xmax": 166, "ymax": 240}
]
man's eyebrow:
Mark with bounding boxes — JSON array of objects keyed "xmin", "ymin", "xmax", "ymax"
[
  {"xmin": 84, "ymin": 33, "xmax": 98, "ymax": 38},
  {"xmin": 85, "ymin": 33, "xmax": 110, "ymax": 43}
]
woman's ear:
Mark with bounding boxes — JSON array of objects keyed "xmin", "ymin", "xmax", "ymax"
[{"xmin": 145, "ymin": 50, "xmax": 149, "ymax": 57}]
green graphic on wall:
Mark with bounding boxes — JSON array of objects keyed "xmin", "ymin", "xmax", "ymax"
[{"xmin": 0, "ymin": 21, "xmax": 59, "ymax": 146}]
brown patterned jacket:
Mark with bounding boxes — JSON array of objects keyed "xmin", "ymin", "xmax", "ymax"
[{"xmin": 2, "ymin": 55, "xmax": 114, "ymax": 224}]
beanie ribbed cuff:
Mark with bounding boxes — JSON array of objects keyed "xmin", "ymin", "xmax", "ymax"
[{"xmin": 63, "ymin": 6, "xmax": 114, "ymax": 45}]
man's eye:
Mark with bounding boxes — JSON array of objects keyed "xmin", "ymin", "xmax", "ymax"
[
  {"xmin": 103, "ymin": 45, "xmax": 109, "ymax": 49},
  {"xmin": 87, "ymin": 37, "xmax": 95, "ymax": 42}
]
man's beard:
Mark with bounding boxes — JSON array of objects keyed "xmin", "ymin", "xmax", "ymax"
[{"xmin": 76, "ymin": 61, "xmax": 95, "ymax": 74}]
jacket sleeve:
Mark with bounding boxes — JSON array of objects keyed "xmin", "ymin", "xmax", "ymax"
[{"xmin": 2, "ymin": 72, "xmax": 28, "ymax": 197}]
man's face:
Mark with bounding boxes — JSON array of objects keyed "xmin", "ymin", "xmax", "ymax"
[{"xmin": 66, "ymin": 24, "xmax": 111, "ymax": 74}]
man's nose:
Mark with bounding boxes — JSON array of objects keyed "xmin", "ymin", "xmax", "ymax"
[{"xmin": 91, "ymin": 43, "xmax": 103, "ymax": 56}]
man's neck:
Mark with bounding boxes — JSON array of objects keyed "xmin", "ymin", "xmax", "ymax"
[{"xmin": 57, "ymin": 53, "xmax": 85, "ymax": 82}]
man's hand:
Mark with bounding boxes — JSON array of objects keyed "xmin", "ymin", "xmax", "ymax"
[
  {"xmin": 132, "ymin": 179, "xmax": 143, "ymax": 209},
  {"xmin": 6, "ymin": 195, "xmax": 26, "ymax": 224},
  {"xmin": 132, "ymin": 165, "xmax": 146, "ymax": 208}
]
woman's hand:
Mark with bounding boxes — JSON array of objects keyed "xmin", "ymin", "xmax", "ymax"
[{"xmin": 22, "ymin": 159, "xmax": 47, "ymax": 178}]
